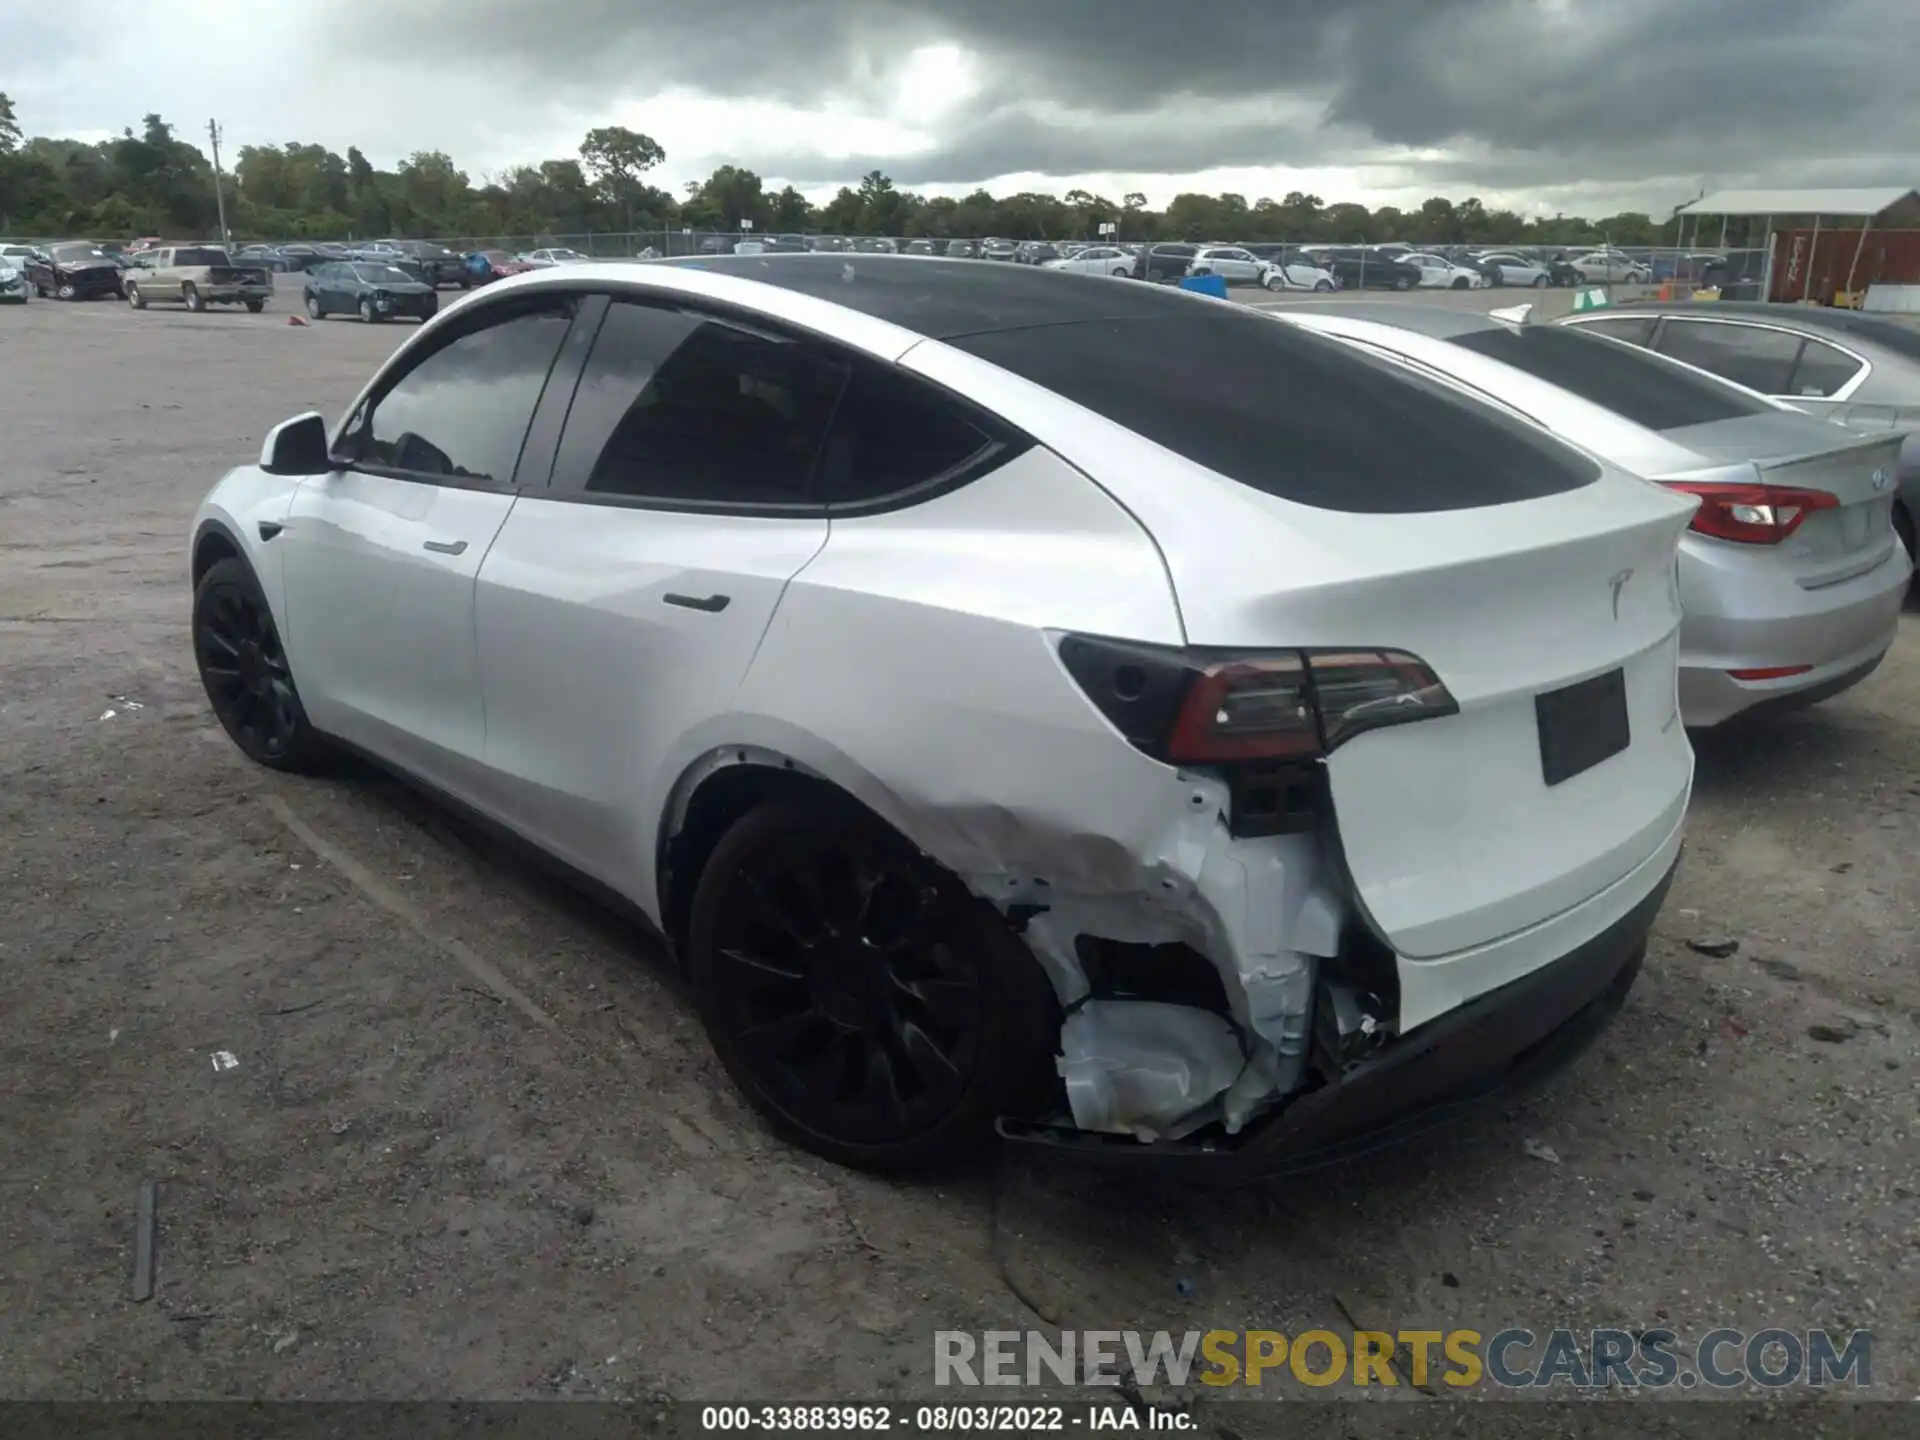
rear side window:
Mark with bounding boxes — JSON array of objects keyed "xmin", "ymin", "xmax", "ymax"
[
  {"xmin": 1651, "ymin": 320, "xmax": 1803, "ymax": 394},
  {"xmin": 1567, "ymin": 315, "xmax": 1656, "ymax": 347},
  {"xmin": 352, "ymin": 303, "xmax": 573, "ymax": 482},
  {"xmin": 174, "ymin": 248, "xmax": 227, "ymax": 267},
  {"xmin": 953, "ymin": 311, "xmax": 1600, "ymax": 513},
  {"xmin": 815, "ymin": 361, "xmax": 1016, "ymax": 506},
  {"xmin": 1450, "ymin": 324, "xmax": 1771, "ymax": 431},
  {"xmin": 551, "ymin": 299, "xmax": 847, "ymax": 506},
  {"xmin": 1788, "ymin": 337, "xmax": 1866, "ymax": 397}
]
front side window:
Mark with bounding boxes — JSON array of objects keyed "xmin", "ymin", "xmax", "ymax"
[
  {"xmin": 552, "ymin": 300, "xmax": 847, "ymax": 506},
  {"xmin": 1652, "ymin": 320, "xmax": 1803, "ymax": 395},
  {"xmin": 350, "ymin": 303, "xmax": 573, "ymax": 483}
]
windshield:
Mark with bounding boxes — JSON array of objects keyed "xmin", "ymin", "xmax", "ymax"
[
  {"xmin": 354, "ymin": 265, "xmax": 414, "ymax": 284},
  {"xmin": 53, "ymin": 244, "xmax": 109, "ymax": 262}
]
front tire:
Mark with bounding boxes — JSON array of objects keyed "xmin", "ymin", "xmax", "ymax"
[
  {"xmin": 305, "ymin": 294, "xmax": 323, "ymax": 320},
  {"xmin": 126, "ymin": 285, "xmax": 146, "ymax": 310},
  {"xmin": 359, "ymin": 298, "xmax": 378, "ymax": 323},
  {"xmin": 1451, "ymin": 276, "xmax": 1469, "ymax": 289},
  {"xmin": 687, "ymin": 796, "xmax": 1055, "ymax": 1173},
  {"xmin": 193, "ymin": 557, "xmax": 331, "ymax": 773},
  {"xmin": 1314, "ymin": 279, "xmax": 1333, "ymax": 292},
  {"xmin": 1393, "ymin": 273, "xmax": 1413, "ymax": 291},
  {"xmin": 56, "ymin": 282, "xmax": 77, "ymax": 301},
  {"xmin": 182, "ymin": 284, "xmax": 205, "ymax": 313}
]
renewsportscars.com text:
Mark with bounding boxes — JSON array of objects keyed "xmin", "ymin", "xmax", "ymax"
[{"xmin": 933, "ymin": 1328, "xmax": 1872, "ymax": 1390}]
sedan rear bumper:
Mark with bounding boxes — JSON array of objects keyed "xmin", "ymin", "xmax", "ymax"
[
  {"xmin": 1679, "ymin": 540, "xmax": 1909, "ymax": 726},
  {"xmin": 998, "ymin": 849, "xmax": 1677, "ymax": 1181}
]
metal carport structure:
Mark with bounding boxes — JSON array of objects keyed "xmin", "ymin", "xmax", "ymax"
[{"xmin": 1675, "ymin": 187, "xmax": 1920, "ymax": 304}]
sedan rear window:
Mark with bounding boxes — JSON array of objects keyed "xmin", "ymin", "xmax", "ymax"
[
  {"xmin": 951, "ymin": 311, "xmax": 1599, "ymax": 513},
  {"xmin": 1450, "ymin": 325, "xmax": 1772, "ymax": 431}
]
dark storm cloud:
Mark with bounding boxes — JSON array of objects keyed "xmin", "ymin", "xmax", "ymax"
[{"xmin": 350, "ymin": 0, "xmax": 1919, "ymax": 196}]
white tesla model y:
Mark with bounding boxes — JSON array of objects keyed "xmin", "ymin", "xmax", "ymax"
[{"xmin": 191, "ymin": 256, "xmax": 1698, "ymax": 1175}]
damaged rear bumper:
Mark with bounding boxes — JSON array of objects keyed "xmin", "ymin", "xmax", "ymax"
[{"xmin": 997, "ymin": 850, "xmax": 1677, "ymax": 1180}]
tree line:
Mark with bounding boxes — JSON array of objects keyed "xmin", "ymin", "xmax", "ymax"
[{"xmin": 0, "ymin": 96, "xmax": 1746, "ymax": 248}]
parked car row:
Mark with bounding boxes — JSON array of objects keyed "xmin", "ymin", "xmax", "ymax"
[{"xmin": 186, "ymin": 255, "xmax": 1911, "ymax": 1182}]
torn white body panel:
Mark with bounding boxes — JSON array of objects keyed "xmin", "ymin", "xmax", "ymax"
[{"xmin": 704, "ymin": 449, "xmax": 1354, "ymax": 1141}]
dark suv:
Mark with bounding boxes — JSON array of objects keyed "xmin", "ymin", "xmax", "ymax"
[
  {"xmin": 1313, "ymin": 247, "xmax": 1423, "ymax": 291},
  {"xmin": 1133, "ymin": 243, "xmax": 1199, "ymax": 282},
  {"xmin": 377, "ymin": 239, "xmax": 469, "ymax": 288}
]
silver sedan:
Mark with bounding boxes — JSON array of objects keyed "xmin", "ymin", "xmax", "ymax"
[
  {"xmin": 1557, "ymin": 303, "xmax": 1920, "ymax": 565},
  {"xmin": 1274, "ymin": 302, "xmax": 1911, "ymax": 728}
]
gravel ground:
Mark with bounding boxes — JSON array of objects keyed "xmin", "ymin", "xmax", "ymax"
[{"xmin": 0, "ymin": 283, "xmax": 1915, "ymax": 1412}]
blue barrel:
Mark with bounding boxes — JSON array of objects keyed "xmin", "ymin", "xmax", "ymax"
[{"xmin": 1179, "ymin": 274, "xmax": 1230, "ymax": 299}]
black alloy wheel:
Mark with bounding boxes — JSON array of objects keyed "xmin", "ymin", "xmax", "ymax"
[
  {"xmin": 688, "ymin": 798, "xmax": 1055, "ymax": 1171},
  {"xmin": 193, "ymin": 557, "xmax": 329, "ymax": 771}
]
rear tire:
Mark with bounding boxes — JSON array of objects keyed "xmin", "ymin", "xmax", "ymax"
[
  {"xmin": 1314, "ymin": 279, "xmax": 1333, "ymax": 292},
  {"xmin": 1532, "ymin": 274, "xmax": 1550, "ymax": 288},
  {"xmin": 245, "ymin": 299, "xmax": 265, "ymax": 313},
  {"xmin": 687, "ymin": 796, "xmax": 1056, "ymax": 1173},
  {"xmin": 1393, "ymin": 273, "xmax": 1413, "ymax": 291},
  {"xmin": 1451, "ymin": 276, "xmax": 1469, "ymax": 289},
  {"xmin": 182, "ymin": 284, "xmax": 205, "ymax": 313}
]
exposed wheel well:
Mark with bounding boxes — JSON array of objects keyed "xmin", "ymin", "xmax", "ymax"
[
  {"xmin": 191, "ymin": 527, "xmax": 242, "ymax": 588},
  {"xmin": 659, "ymin": 763, "xmax": 864, "ymax": 950}
]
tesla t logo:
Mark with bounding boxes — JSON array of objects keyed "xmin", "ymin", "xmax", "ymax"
[
  {"xmin": 1871, "ymin": 467, "xmax": 1890, "ymax": 491},
  {"xmin": 1608, "ymin": 568, "xmax": 1634, "ymax": 620}
]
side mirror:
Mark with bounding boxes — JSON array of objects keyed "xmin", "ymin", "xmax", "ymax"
[{"xmin": 260, "ymin": 412, "xmax": 332, "ymax": 476}]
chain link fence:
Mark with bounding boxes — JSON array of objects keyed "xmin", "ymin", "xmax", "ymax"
[{"xmin": 420, "ymin": 234, "xmax": 1774, "ymax": 287}]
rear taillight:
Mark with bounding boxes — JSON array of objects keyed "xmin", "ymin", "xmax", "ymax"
[
  {"xmin": 1056, "ymin": 636, "xmax": 1458, "ymax": 765},
  {"xmin": 1662, "ymin": 481, "xmax": 1837, "ymax": 545}
]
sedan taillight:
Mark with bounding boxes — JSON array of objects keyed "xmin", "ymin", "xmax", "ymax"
[{"xmin": 1662, "ymin": 481, "xmax": 1838, "ymax": 545}]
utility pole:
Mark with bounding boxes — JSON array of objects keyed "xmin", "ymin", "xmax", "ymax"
[{"xmin": 207, "ymin": 118, "xmax": 230, "ymax": 246}]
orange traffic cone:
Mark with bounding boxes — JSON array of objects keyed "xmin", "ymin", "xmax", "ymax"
[{"xmin": 287, "ymin": 314, "xmax": 308, "ymax": 326}]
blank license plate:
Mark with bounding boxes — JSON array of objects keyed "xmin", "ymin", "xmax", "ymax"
[{"xmin": 1536, "ymin": 668, "xmax": 1630, "ymax": 786}]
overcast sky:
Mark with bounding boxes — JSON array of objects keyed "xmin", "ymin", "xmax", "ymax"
[{"xmin": 5, "ymin": 0, "xmax": 1914, "ymax": 217}]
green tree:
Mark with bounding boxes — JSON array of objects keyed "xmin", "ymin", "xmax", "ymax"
[
  {"xmin": 0, "ymin": 92, "xmax": 21, "ymax": 153},
  {"xmin": 768, "ymin": 184, "xmax": 812, "ymax": 231},
  {"xmin": 818, "ymin": 185, "xmax": 863, "ymax": 234},
  {"xmin": 580, "ymin": 125, "xmax": 666, "ymax": 229}
]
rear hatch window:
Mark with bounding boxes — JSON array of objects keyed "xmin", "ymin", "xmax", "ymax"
[
  {"xmin": 1451, "ymin": 325, "xmax": 1772, "ymax": 431},
  {"xmin": 951, "ymin": 311, "xmax": 1599, "ymax": 513}
]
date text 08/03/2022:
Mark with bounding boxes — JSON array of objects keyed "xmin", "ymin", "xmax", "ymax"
[{"xmin": 701, "ymin": 1404, "xmax": 1190, "ymax": 1431}]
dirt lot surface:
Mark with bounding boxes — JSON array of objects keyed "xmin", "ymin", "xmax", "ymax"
[{"xmin": 1, "ymin": 284, "xmax": 1916, "ymax": 1413}]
